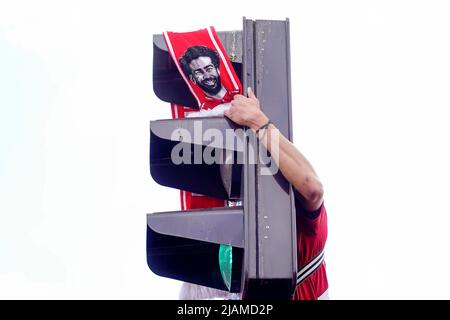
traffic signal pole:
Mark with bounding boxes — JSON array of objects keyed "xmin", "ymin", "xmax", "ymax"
[
  {"xmin": 147, "ymin": 18, "xmax": 297, "ymax": 299},
  {"xmin": 241, "ymin": 18, "xmax": 297, "ymax": 300}
]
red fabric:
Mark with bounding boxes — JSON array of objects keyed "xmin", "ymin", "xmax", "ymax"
[
  {"xmin": 163, "ymin": 26, "xmax": 241, "ymax": 109},
  {"xmin": 292, "ymin": 203, "xmax": 329, "ymax": 300},
  {"xmin": 166, "ymin": 26, "xmax": 242, "ymax": 210},
  {"xmin": 179, "ymin": 189, "xmax": 226, "ymax": 210},
  {"xmin": 201, "ymin": 90, "xmax": 235, "ymax": 110}
]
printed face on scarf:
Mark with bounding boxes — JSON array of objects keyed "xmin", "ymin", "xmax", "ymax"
[{"xmin": 188, "ymin": 56, "xmax": 222, "ymax": 96}]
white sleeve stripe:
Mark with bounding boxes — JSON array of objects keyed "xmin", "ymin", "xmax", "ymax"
[
  {"xmin": 206, "ymin": 27, "xmax": 240, "ymax": 91},
  {"xmin": 296, "ymin": 248, "xmax": 325, "ymax": 285},
  {"xmin": 298, "ymin": 250, "xmax": 324, "ymax": 276},
  {"xmin": 297, "ymin": 254, "xmax": 324, "ymax": 285}
]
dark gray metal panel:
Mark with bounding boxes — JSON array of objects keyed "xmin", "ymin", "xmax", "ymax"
[
  {"xmin": 152, "ymin": 42, "xmax": 198, "ymax": 107},
  {"xmin": 285, "ymin": 19, "xmax": 294, "ymax": 143},
  {"xmin": 284, "ymin": 19, "xmax": 298, "ymax": 286},
  {"xmin": 147, "ymin": 207, "xmax": 244, "ymax": 248},
  {"xmin": 242, "ymin": 17, "xmax": 259, "ymax": 291},
  {"xmin": 254, "ymin": 19, "xmax": 297, "ymax": 283},
  {"xmin": 150, "ymin": 118, "xmax": 244, "ymax": 200},
  {"xmin": 218, "ymin": 31, "xmax": 243, "ymax": 63},
  {"xmin": 220, "ymin": 155, "xmax": 243, "ymax": 200},
  {"xmin": 150, "ymin": 117, "xmax": 244, "ymax": 151},
  {"xmin": 255, "ymin": 20, "xmax": 292, "ymax": 139}
]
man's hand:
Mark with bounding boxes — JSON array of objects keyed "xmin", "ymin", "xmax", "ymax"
[{"xmin": 224, "ymin": 87, "xmax": 269, "ymax": 130}]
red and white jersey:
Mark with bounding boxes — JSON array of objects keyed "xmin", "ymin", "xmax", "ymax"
[{"xmin": 292, "ymin": 201, "xmax": 329, "ymax": 300}]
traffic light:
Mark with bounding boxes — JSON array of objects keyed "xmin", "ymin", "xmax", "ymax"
[{"xmin": 147, "ymin": 18, "xmax": 297, "ymax": 299}]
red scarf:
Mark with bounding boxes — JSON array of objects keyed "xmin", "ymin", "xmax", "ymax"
[{"xmin": 163, "ymin": 26, "xmax": 242, "ymax": 110}]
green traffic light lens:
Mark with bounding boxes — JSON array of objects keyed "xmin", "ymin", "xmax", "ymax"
[{"xmin": 218, "ymin": 244, "xmax": 232, "ymax": 291}]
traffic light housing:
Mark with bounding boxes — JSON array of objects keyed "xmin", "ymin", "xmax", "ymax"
[{"xmin": 147, "ymin": 18, "xmax": 297, "ymax": 299}]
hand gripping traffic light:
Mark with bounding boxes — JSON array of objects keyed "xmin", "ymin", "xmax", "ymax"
[{"xmin": 147, "ymin": 18, "xmax": 297, "ymax": 299}]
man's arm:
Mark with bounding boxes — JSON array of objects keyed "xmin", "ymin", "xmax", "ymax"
[{"xmin": 224, "ymin": 87, "xmax": 324, "ymax": 212}]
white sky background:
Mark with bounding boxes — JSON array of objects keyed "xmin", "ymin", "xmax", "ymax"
[{"xmin": 0, "ymin": 0, "xmax": 449, "ymax": 299}]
